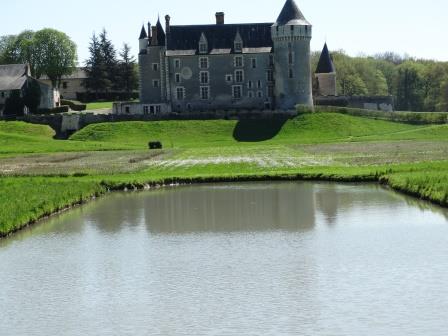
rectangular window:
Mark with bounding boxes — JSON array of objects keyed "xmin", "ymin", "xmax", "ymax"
[
  {"xmin": 125, "ymin": 106, "xmax": 130, "ymax": 114},
  {"xmin": 155, "ymin": 105, "xmax": 161, "ymax": 113},
  {"xmin": 200, "ymin": 71, "xmax": 209, "ymax": 84},
  {"xmin": 225, "ymin": 74, "xmax": 233, "ymax": 83},
  {"xmin": 143, "ymin": 106, "xmax": 149, "ymax": 114},
  {"xmin": 288, "ymin": 52, "xmax": 294, "ymax": 65},
  {"xmin": 248, "ymin": 91, "xmax": 253, "ymax": 98},
  {"xmin": 1, "ymin": 92, "xmax": 5, "ymax": 98},
  {"xmin": 267, "ymin": 70, "xmax": 274, "ymax": 82},
  {"xmin": 176, "ymin": 87, "xmax": 185, "ymax": 100},
  {"xmin": 235, "ymin": 70, "xmax": 244, "ymax": 83},
  {"xmin": 257, "ymin": 91, "xmax": 263, "ymax": 98},
  {"xmin": 199, "ymin": 57, "xmax": 209, "ymax": 69},
  {"xmin": 251, "ymin": 58, "xmax": 257, "ymax": 69},
  {"xmin": 248, "ymin": 81, "xmax": 253, "ymax": 89},
  {"xmin": 234, "ymin": 42, "xmax": 242, "ymax": 53},
  {"xmin": 153, "ymin": 80, "xmax": 159, "ymax": 88},
  {"xmin": 289, "ymin": 69, "xmax": 294, "ymax": 79},
  {"xmin": 152, "ymin": 63, "xmax": 159, "ymax": 71},
  {"xmin": 257, "ymin": 80, "xmax": 262, "ymax": 89},
  {"xmin": 175, "ymin": 73, "xmax": 181, "ymax": 84},
  {"xmin": 199, "ymin": 43, "xmax": 208, "ymax": 54},
  {"xmin": 234, "ymin": 56, "xmax": 243, "ymax": 67},
  {"xmin": 200, "ymin": 86, "xmax": 210, "ymax": 100},
  {"xmin": 232, "ymin": 85, "xmax": 242, "ymax": 99},
  {"xmin": 62, "ymin": 82, "xmax": 68, "ymax": 89},
  {"xmin": 174, "ymin": 59, "xmax": 181, "ymax": 69}
]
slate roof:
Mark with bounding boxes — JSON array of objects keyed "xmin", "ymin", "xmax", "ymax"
[
  {"xmin": 151, "ymin": 19, "xmax": 166, "ymax": 46},
  {"xmin": 139, "ymin": 25, "xmax": 148, "ymax": 39},
  {"xmin": 316, "ymin": 43, "xmax": 335, "ymax": 73},
  {"xmin": 274, "ymin": 0, "xmax": 310, "ymax": 26},
  {"xmin": 0, "ymin": 64, "xmax": 29, "ymax": 91},
  {"xmin": 166, "ymin": 23, "xmax": 273, "ymax": 54}
]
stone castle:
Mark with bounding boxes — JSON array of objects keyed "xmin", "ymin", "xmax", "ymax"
[{"xmin": 117, "ymin": 0, "xmax": 325, "ymax": 114}]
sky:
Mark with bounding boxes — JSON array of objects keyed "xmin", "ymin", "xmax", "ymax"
[{"xmin": 2, "ymin": 0, "xmax": 447, "ymax": 64}]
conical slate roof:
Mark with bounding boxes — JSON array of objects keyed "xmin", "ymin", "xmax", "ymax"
[
  {"xmin": 139, "ymin": 25, "xmax": 147, "ymax": 39},
  {"xmin": 155, "ymin": 18, "xmax": 166, "ymax": 46},
  {"xmin": 274, "ymin": 0, "xmax": 310, "ymax": 26},
  {"xmin": 316, "ymin": 43, "xmax": 335, "ymax": 73}
]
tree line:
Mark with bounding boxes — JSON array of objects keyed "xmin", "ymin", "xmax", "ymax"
[
  {"xmin": 312, "ymin": 51, "xmax": 448, "ymax": 112},
  {"xmin": 83, "ymin": 29, "xmax": 138, "ymax": 101}
]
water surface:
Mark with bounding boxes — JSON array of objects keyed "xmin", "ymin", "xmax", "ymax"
[{"xmin": 1, "ymin": 182, "xmax": 448, "ymax": 336}]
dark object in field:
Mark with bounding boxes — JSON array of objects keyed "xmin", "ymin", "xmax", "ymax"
[{"xmin": 149, "ymin": 141, "xmax": 163, "ymax": 150}]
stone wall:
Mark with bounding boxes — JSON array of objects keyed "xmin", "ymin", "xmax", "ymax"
[{"xmin": 315, "ymin": 96, "xmax": 394, "ymax": 112}]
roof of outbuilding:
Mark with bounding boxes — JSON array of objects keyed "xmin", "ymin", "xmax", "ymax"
[
  {"xmin": 166, "ymin": 23, "xmax": 273, "ymax": 53},
  {"xmin": 316, "ymin": 43, "xmax": 335, "ymax": 73},
  {"xmin": 0, "ymin": 64, "xmax": 29, "ymax": 91},
  {"xmin": 274, "ymin": 0, "xmax": 310, "ymax": 26}
]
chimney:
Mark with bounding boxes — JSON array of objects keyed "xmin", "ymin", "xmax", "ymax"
[
  {"xmin": 148, "ymin": 22, "xmax": 151, "ymax": 39},
  {"xmin": 165, "ymin": 15, "xmax": 171, "ymax": 33},
  {"xmin": 151, "ymin": 26, "xmax": 158, "ymax": 46},
  {"xmin": 215, "ymin": 12, "xmax": 225, "ymax": 25}
]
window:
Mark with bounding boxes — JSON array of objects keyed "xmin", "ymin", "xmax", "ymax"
[
  {"xmin": 176, "ymin": 87, "xmax": 185, "ymax": 100},
  {"xmin": 289, "ymin": 69, "xmax": 294, "ymax": 79},
  {"xmin": 251, "ymin": 58, "xmax": 257, "ymax": 69},
  {"xmin": 257, "ymin": 91, "xmax": 263, "ymax": 98},
  {"xmin": 155, "ymin": 105, "xmax": 161, "ymax": 113},
  {"xmin": 175, "ymin": 73, "xmax": 181, "ymax": 84},
  {"xmin": 1, "ymin": 92, "xmax": 5, "ymax": 98},
  {"xmin": 248, "ymin": 91, "xmax": 253, "ymax": 98},
  {"xmin": 174, "ymin": 59, "xmax": 181, "ymax": 69},
  {"xmin": 199, "ymin": 57, "xmax": 209, "ymax": 69},
  {"xmin": 234, "ymin": 42, "xmax": 242, "ymax": 53},
  {"xmin": 232, "ymin": 85, "xmax": 242, "ymax": 99},
  {"xmin": 200, "ymin": 71, "xmax": 209, "ymax": 84},
  {"xmin": 225, "ymin": 74, "xmax": 233, "ymax": 83},
  {"xmin": 257, "ymin": 80, "xmax": 262, "ymax": 89},
  {"xmin": 152, "ymin": 63, "xmax": 159, "ymax": 71},
  {"xmin": 288, "ymin": 51, "xmax": 294, "ymax": 65},
  {"xmin": 143, "ymin": 106, "xmax": 149, "ymax": 114},
  {"xmin": 153, "ymin": 80, "xmax": 159, "ymax": 88},
  {"xmin": 248, "ymin": 81, "xmax": 253, "ymax": 89},
  {"xmin": 235, "ymin": 70, "xmax": 244, "ymax": 83},
  {"xmin": 199, "ymin": 43, "xmax": 208, "ymax": 54},
  {"xmin": 125, "ymin": 106, "xmax": 130, "ymax": 114},
  {"xmin": 62, "ymin": 82, "xmax": 68, "ymax": 89},
  {"xmin": 234, "ymin": 56, "xmax": 243, "ymax": 67},
  {"xmin": 200, "ymin": 86, "xmax": 210, "ymax": 100},
  {"xmin": 267, "ymin": 70, "xmax": 274, "ymax": 82}
]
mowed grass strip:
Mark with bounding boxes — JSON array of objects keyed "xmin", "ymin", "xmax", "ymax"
[{"xmin": 0, "ymin": 177, "xmax": 106, "ymax": 236}]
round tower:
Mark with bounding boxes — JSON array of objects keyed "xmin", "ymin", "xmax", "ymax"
[
  {"xmin": 315, "ymin": 43, "xmax": 337, "ymax": 96},
  {"xmin": 139, "ymin": 25, "xmax": 148, "ymax": 54},
  {"xmin": 272, "ymin": 0, "xmax": 313, "ymax": 110}
]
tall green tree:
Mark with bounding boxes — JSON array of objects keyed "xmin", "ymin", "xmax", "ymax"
[
  {"xmin": 117, "ymin": 43, "xmax": 138, "ymax": 97},
  {"xmin": 395, "ymin": 61, "xmax": 425, "ymax": 111},
  {"xmin": 32, "ymin": 29, "xmax": 77, "ymax": 87},
  {"xmin": 99, "ymin": 29, "xmax": 119, "ymax": 91},
  {"xmin": 83, "ymin": 33, "xmax": 110, "ymax": 95}
]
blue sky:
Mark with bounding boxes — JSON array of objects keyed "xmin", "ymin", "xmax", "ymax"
[{"xmin": 2, "ymin": 0, "xmax": 447, "ymax": 63}]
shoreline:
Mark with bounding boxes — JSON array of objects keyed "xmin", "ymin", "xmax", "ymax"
[{"xmin": 1, "ymin": 172, "xmax": 445, "ymax": 239}]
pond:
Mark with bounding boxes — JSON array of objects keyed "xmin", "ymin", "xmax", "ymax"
[{"xmin": 1, "ymin": 182, "xmax": 448, "ymax": 335}]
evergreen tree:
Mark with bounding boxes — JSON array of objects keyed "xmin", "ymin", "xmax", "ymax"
[
  {"xmin": 99, "ymin": 29, "xmax": 119, "ymax": 92},
  {"xmin": 118, "ymin": 43, "xmax": 138, "ymax": 98},
  {"xmin": 83, "ymin": 33, "xmax": 110, "ymax": 97}
]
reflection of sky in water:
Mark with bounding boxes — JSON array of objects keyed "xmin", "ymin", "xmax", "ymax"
[{"xmin": 1, "ymin": 182, "xmax": 448, "ymax": 336}]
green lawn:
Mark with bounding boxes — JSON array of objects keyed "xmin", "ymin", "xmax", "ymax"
[
  {"xmin": 1, "ymin": 112, "xmax": 448, "ymax": 236},
  {"xmin": 86, "ymin": 101, "xmax": 114, "ymax": 110}
]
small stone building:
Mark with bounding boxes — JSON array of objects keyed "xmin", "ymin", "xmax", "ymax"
[
  {"xmin": 115, "ymin": 0, "xmax": 314, "ymax": 115},
  {"xmin": 0, "ymin": 64, "xmax": 55, "ymax": 116},
  {"xmin": 40, "ymin": 67, "xmax": 87, "ymax": 100}
]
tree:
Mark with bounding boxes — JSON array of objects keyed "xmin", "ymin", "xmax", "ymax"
[
  {"xmin": 99, "ymin": 29, "xmax": 118, "ymax": 92},
  {"xmin": 117, "ymin": 43, "xmax": 138, "ymax": 98},
  {"xmin": 32, "ymin": 29, "xmax": 77, "ymax": 87},
  {"xmin": 0, "ymin": 31, "xmax": 36, "ymax": 72},
  {"xmin": 395, "ymin": 61, "xmax": 425, "ymax": 111},
  {"xmin": 83, "ymin": 33, "xmax": 110, "ymax": 96}
]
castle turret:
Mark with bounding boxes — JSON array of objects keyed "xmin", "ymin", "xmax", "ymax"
[
  {"xmin": 272, "ymin": 0, "xmax": 313, "ymax": 109},
  {"xmin": 315, "ymin": 43, "xmax": 336, "ymax": 96},
  {"xmin": 139, "ymin": 25, "xmax": 148, "ymax": 54}
]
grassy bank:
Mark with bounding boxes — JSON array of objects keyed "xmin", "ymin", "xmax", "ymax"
[{"xmin": 1, "ymin": 112, "xmax": 448, "ymax": 237}]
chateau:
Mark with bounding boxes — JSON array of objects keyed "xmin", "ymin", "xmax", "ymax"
[{"xmin": 116, "ymin": 0, "xmax": 316, "ymax": 114}]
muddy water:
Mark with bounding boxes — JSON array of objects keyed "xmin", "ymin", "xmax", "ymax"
[{"xmin": 1, "ymin": 182, "xmax": 448, "ymax": 336}]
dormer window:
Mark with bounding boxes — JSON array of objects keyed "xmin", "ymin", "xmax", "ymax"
[
  {"xmin": 199, "ymin": 33, "xmax": 208, "ymax": 54},
  {"xmin": 234, "ymin": 32, "xmax": 243, "ymax": 53}
]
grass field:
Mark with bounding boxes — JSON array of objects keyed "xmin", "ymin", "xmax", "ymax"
[
  {"xmin": 85, "ymin": 101, "xmax": 114, "ymax": 110},
  {"xmin": 1, "ymin": 112, "xmax": 448, "ymax": 236}
]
